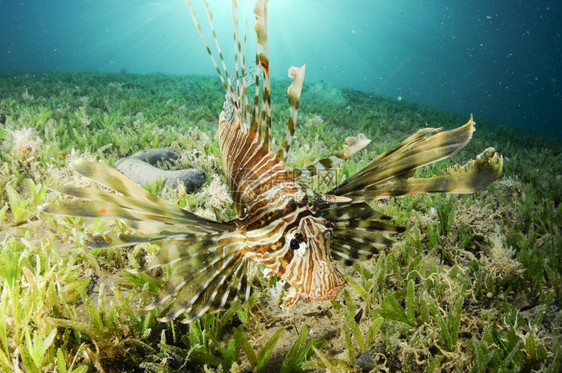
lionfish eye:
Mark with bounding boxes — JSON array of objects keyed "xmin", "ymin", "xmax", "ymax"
[{"xmin": 289, "ymin": 238, "xmax": 300, "ymax": 251}]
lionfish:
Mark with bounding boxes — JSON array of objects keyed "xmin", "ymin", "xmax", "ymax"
[{"xmin": 42, "ymin": 0, "xmax": 503, "ymax": 323}]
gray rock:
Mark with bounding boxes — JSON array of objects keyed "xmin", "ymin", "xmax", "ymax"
[
  {"xmin": 356, "ymin": 343, "xmax": 386, "ymax": 371},
  {"xmin": 126, "ymin": 148, "xmax": 180, "ymax": 166},
  {"xmin": 115, "ymin": 149, "xmax": 205, "ymax": 191}
]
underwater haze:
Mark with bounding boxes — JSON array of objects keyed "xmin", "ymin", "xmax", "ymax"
[
  {"xmin": 0, "ymin": 0, "xmax": 561, "ymax": 138},
  {"xmin": 2, "ymin": 1, "xmax": 562, "ymax": 372}
]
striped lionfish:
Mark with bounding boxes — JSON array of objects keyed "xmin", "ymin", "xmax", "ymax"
[{"xmin": 42, "ymin": 0, "xmax": 503, "ymax": 323}]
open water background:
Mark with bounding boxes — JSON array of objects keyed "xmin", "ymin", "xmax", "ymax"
[{"xmin": 0, "ymin": 0, "xmax": 560, "ymax": 137}]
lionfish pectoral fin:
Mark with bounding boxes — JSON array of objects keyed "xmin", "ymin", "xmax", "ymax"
[
  {"xmin": 71, "ymin": 159, "xmax": 164, "ymax": 204},
  {"xmin": 315, "ymin": 202, "xmax": 404, "ymax": 265},
  {"xmin": 297, "ymin": 134, "xmax": 371, "ymax": 197},
  {"xmin": 321, "ymin": 195, "xmax": 353, "ymax": 204},
  {"xmin": 146, "ymin": 239, "xmax": 252, "ymax": 323},
  {"xmin": 70, "ymin": 160, "xmax": 221, "ymax": 224},
  {"xmin": 128, "ymin": 234, "xmax": 215, "ymax": 273},
  {"xmin": 330, "ymin": 219, "xmax": 405, "ymax": 265},
  {"xmin": 330, "ymin": 116, "xmax": 480, "ymax": 196},
  {"xmin": 352, "ymin": 147, "xmax": 503, "ymax": 199},
  {"xmin": 42, "ymin": 159, "xmax": 229, "ymax": 235},
  {"xmin": 84, "ymin": 231, "xmax": 168, "ymax": 249},
  {"xmin": 41, "ymin": 159, "xmax": 250, "ymax": 323},
  {"xmin": 304, "ymin": 134, "xmax": 372, "ymax": 178},
  {"xmin": 316, "ymin": 201, "xmax": 390, "ymax": 221}
]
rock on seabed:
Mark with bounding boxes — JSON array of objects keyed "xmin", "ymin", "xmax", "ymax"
[{"xmin": 115, "ymin": 148, "xmax": 206, "ymax": 191}]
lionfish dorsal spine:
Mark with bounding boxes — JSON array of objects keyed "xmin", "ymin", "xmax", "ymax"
[
  {"xmin": 231, "ymin": 0, "xmax": 241, "ymax": 92},
  {"xmin": 186, "ymin": 0, "xmax": 273, "ymax": 143},
  {"xmin": 232, "ymin": 6, "xmax": 251, "ymax": 132},
  {"xmin": 184, "ymin": 0, "xmax": 231, "ymax": 93},
  {"xmin": 253, "ymin": 0, "xmax": 272, "ymax": 151},
  {"xmin": 202, "ymin": 0, "xmax": 234, "ymax": 91},
  {"xmin": 275, "ymin": 65, "xmax": 306, "ymax": 162},
  {"xmin": 249, "ymin": 52, "xmax": 260, "ymax": 134},
  {"xmin": 231, "ymin": 0, "xmax": 253, "ymax": 131}
]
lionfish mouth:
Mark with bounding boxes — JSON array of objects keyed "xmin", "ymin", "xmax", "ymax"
[{"xmin": 282, "ymin": 281, "xmax": 346, "ymax": 308}]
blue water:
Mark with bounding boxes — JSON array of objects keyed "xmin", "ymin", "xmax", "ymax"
[{"xmin": 1, "ymin": 0, "xmax": 561, "ymax": 138}]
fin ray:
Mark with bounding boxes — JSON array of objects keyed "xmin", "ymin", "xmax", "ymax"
[
  {"xmin": 345, "ymin": 147, "xmax": 503, "ymax": 201},
  {"xmin": 275, "ymin": 65, "xmax": 306, "ymax": 162},
  {"xmin": 330, "ymin": 116, "xmax": 499, "ymax": 199}
]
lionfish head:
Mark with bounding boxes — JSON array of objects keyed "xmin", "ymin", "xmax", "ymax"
[{"xmin": 281, "ymin": 215, "xmax": 346, "ymax": 307}]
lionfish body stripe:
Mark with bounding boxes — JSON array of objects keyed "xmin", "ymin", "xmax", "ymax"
[{"xmin": 42, "ymin": 0, "xmax": 503, "ymax": 322}]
